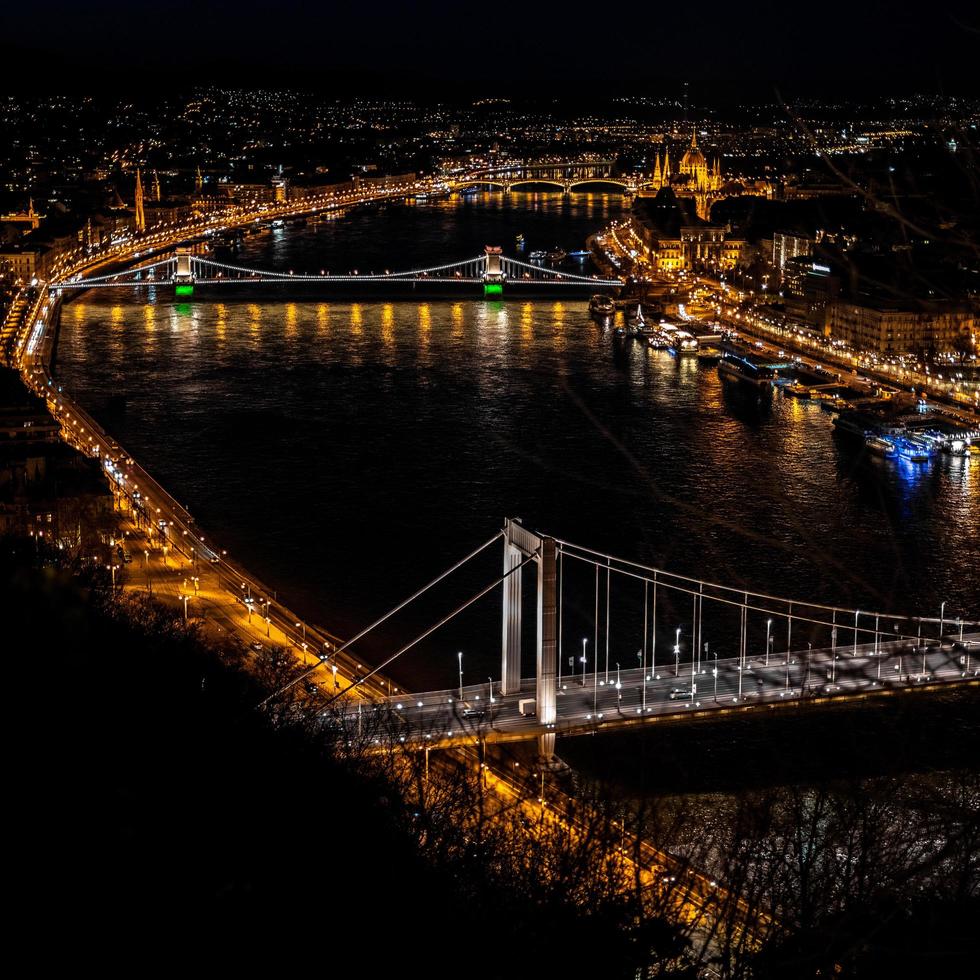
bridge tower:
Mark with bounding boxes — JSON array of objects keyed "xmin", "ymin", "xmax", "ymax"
[
  {"xmin": 501, "ymin": 518, "xmax": 557, "ymax": 759},
  {"xmin": 483, "ymin": 245, "xmax": 504, "ymax": 297},
  {"xmin": 174, "ymin": 247, "xmax": 195, "ymax": 297}
]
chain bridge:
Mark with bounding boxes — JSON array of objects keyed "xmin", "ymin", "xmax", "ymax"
[{"xmin": 51, "ymin": 246, "xmax": 623, "ymax": 298}]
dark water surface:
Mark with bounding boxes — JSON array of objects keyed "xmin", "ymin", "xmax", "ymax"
[{"xmin": 56, "ymin": 194, "xmax": 979, "ymax": 694}]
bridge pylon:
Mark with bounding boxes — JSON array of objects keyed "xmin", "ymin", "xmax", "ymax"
[
  {"xmin": 501, "ymin": 518, "xmax": 557, "ymax": 759},
  {"xmin": 483, "ymin": 246, "xmax": 504, "ymax": 297},
  {"xmin": 174, "ymin": 247, "xmax": 195, "ymax": 297}
]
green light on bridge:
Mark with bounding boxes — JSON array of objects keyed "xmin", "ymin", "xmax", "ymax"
[
  {"xmin": 175, "ymin": 283, "xmax": 194, "ymax": 298},
  {"xmin": 483, "ymin": 282, "xmax": 503, "ymax": 297}
]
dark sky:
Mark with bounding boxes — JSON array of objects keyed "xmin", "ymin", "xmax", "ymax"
[{"xmin": 3, "ymin": 1, "xmax": 979, "ymax": 96}]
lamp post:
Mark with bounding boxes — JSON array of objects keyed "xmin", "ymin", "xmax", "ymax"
[
  {"xmin": 674, "ymin": 627, "xmax": 680, "ymax": 677},
  {"xmin": 581, "ymin": 638, "xmax": 588, "ymax": 687},
  {"xmin": 853, "ymin": 609, "xmax": 860, "ymax": 655},
  {"xmin": 180, "ymin": 593, "xmax": 189, "ymax": 622},
  {"xmin": 712, "ymin": 652, "xmax": 718, "ymax": 702},
  {"xmin": 765, "ymin": 618, "xmax": 772, "ymax": 666},
  {"xmin": 939, "ymin": 601, "xmax": 946, "ymax": 640},
  {"xmin": 458, "ymin": 651, "xmax": 464, "ymax": 699}
]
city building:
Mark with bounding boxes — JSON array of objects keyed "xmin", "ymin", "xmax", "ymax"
[
  {"xmin": 826, "ymin": 300, "xmax": 975, "ymax": 356},
  {"xmin": 642, "ymin": 131, "xmax": 773, "ymax": 219},
  {"xmin": 629, "ymin": 186, "xmax": 748, "ymax": 273}
]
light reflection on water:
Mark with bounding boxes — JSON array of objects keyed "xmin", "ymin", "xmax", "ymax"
[{"xmin": 55, "ymin": 195, "xmax": 980, "ymax": 689}]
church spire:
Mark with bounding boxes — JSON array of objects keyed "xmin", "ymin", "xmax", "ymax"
[
  {"xmin": 152, "ymin": 170, "xmax": 161, "ymax": 202},
  {"xmin": 653, "ymin": 151, "xmax": 662, "ymax": 187},
  {"xmin": 194, "ymin": 165, "xmax": 203, "ymax": 193},
  {"xmin": 134, "ymin": 168, "xmax": 146, "ymax": 234}
]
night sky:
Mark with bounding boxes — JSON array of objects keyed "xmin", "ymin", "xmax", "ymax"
[{"xmin": 3, "ymin": 1, "xmax": 979, "ymax": 95}]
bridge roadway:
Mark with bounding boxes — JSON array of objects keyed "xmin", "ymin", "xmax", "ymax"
[{"xmin": 356, "ymin": 634, "xmax": 979, "ymax": 749}]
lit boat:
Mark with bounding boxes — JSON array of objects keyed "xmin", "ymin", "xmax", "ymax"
[
  {"xmin": 866, "ymin": 436, "xmax": 896, "ymax": 458},
  {"xmin": 529, "ymin": 250, "xmax": 547, "ymax": 262},
  {"xmin": 718, "ymin": 351, "xmax": 775, "ymax": 399},
  {"xmin": 546, "ymin": 248, "xmax": 567, "ymax": 263},
  {"xmin": 589, "ymin": 294, "xmax": 615, "ymax": 317},
  {"xmin": 671, "ymin": 329, "xmax": 698, "ymax": 354}
]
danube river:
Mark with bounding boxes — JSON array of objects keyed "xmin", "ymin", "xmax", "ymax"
[{"xmin": 56, "ymin": 193, "xmax": 979, "ymax": 692}]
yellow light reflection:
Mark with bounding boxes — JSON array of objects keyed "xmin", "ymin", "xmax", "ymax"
[
  {"xmin": 520, "ymin": 302, "xmax": 533, "ymax": 346},
  {"xmin": 381, "ymin": 303, "xmax": 395, "ymax": 347},
  {"xmin": 351, "ymin": 303, "xmax": 363, "ymax": 335},
  {"xmin": 451, "ymin": 303, "xmax": 464, "ymax": 339}
]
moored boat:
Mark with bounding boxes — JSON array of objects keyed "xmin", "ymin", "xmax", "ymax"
[
  {"xmin": 589, "ymin": 294, "xmax": 615, "ymax": 317},
  {"xmin": 866, "ymin": 436, "xmax": 897, "ymax": 458}
]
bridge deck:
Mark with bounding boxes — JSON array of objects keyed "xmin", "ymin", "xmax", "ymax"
[{"xmin": 341, "ymin": 634, "xmax": 979, "ymax": 749}]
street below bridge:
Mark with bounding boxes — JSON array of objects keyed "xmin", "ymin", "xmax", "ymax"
[{"xmin": 363, "ymin": 635, "xmax": 979, "ymax": 748}]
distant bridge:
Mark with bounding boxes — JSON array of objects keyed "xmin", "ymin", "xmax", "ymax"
[
  {"xmin": 51, "ymin": 246, "xmax": 623, "ymax": 296},
  {"xmin": 457, "ymin": 161, "xmax": 651, "ymax": 195}
]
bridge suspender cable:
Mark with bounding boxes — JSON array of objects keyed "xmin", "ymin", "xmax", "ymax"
[
  {"xmin": 313, "ymin": 548, "xmax": 540, "ymax": 713},
  {"xmin": 258, "ymin": 531, "xmax": 504, "ymax": 706}
]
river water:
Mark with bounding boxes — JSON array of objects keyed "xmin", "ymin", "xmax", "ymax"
[{"xmin": 56, "ymin": 193, "xmax": 979, "ymax": 693}]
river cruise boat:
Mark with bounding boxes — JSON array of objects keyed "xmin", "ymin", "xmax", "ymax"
[
  {"xmin": 589, "ymin": 294, "xmax": 615, "ymax": 317},
  {"xmin": 717, "ymin": 351, "xmax": 775, "ymax": 398},
  {"xmin": 866, "ymin": 436, "xmax": 897, "ymax": 458},
  {"xmin": 670, "ymin": 330, "xmax": 698, "ymax": 354}
]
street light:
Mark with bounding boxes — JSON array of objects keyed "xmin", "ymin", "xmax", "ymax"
[
  {"xmin": 766, "ymin": 618, "xmax": 772, "ymax": 666},
  {"xmin": 458, "ymin": 651, "xmax": 464, "ymax": 699},
  {"xmin": 674, "ymin": 627, "xmax": 681, "ymax": 676},
  {"xmin": 853, "ymin": 609, "xmax": 860, "ymax": 655},
  {"xmin": 581, "ymin": 638, "xmax": 588, "ymax": 687},
  {"xmin": 712, "ymin": 652, "xmax": 718, "ymax": 702},
  {"xmin": 939, "ymin": 601, "xmax": 946, "ymax": 640}
]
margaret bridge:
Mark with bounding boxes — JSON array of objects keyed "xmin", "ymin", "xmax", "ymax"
[{"xmin": 456, "ymin": 160, "xmax": 652, "ymax": 195}]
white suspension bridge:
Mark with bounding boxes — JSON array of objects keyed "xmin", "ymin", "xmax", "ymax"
[{"xmin": 272, "ymin": 519, "xmax": 979, "ymax": 759}]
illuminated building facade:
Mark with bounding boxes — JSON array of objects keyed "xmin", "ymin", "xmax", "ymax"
[
  {"xmin": 629, "ymin": 186, "xmax": 748, "ymax": 273},
  {"xmin": 826, "ymin": 300, "xmax": 975, "ymax": 355},
  {"xmin": 643, "ymin": 131, "xmax": 772, "ymax": 219}
]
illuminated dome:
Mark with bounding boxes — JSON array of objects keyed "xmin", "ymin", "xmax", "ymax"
[{"xmin": 680, "ymin": 132, "xmax": 707, "ymax": 175}]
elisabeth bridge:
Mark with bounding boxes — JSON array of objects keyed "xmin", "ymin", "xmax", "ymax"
[{"xmin": 273, "ymin": 519, "xmax": 979, "ymax": 760}]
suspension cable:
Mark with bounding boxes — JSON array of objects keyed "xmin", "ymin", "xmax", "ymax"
[
  {"xmin": 258, "ymin": 531, "xmax": 503, "ymax": 706},
  {"xmin": 314, "ymin": 549, "xmax": 539, "ymax": 711}
]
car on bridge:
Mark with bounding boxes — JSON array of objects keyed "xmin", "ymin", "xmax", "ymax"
[{"xmin": 669, "ymin": 688, "xmax": 694, "ymax": 700}]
